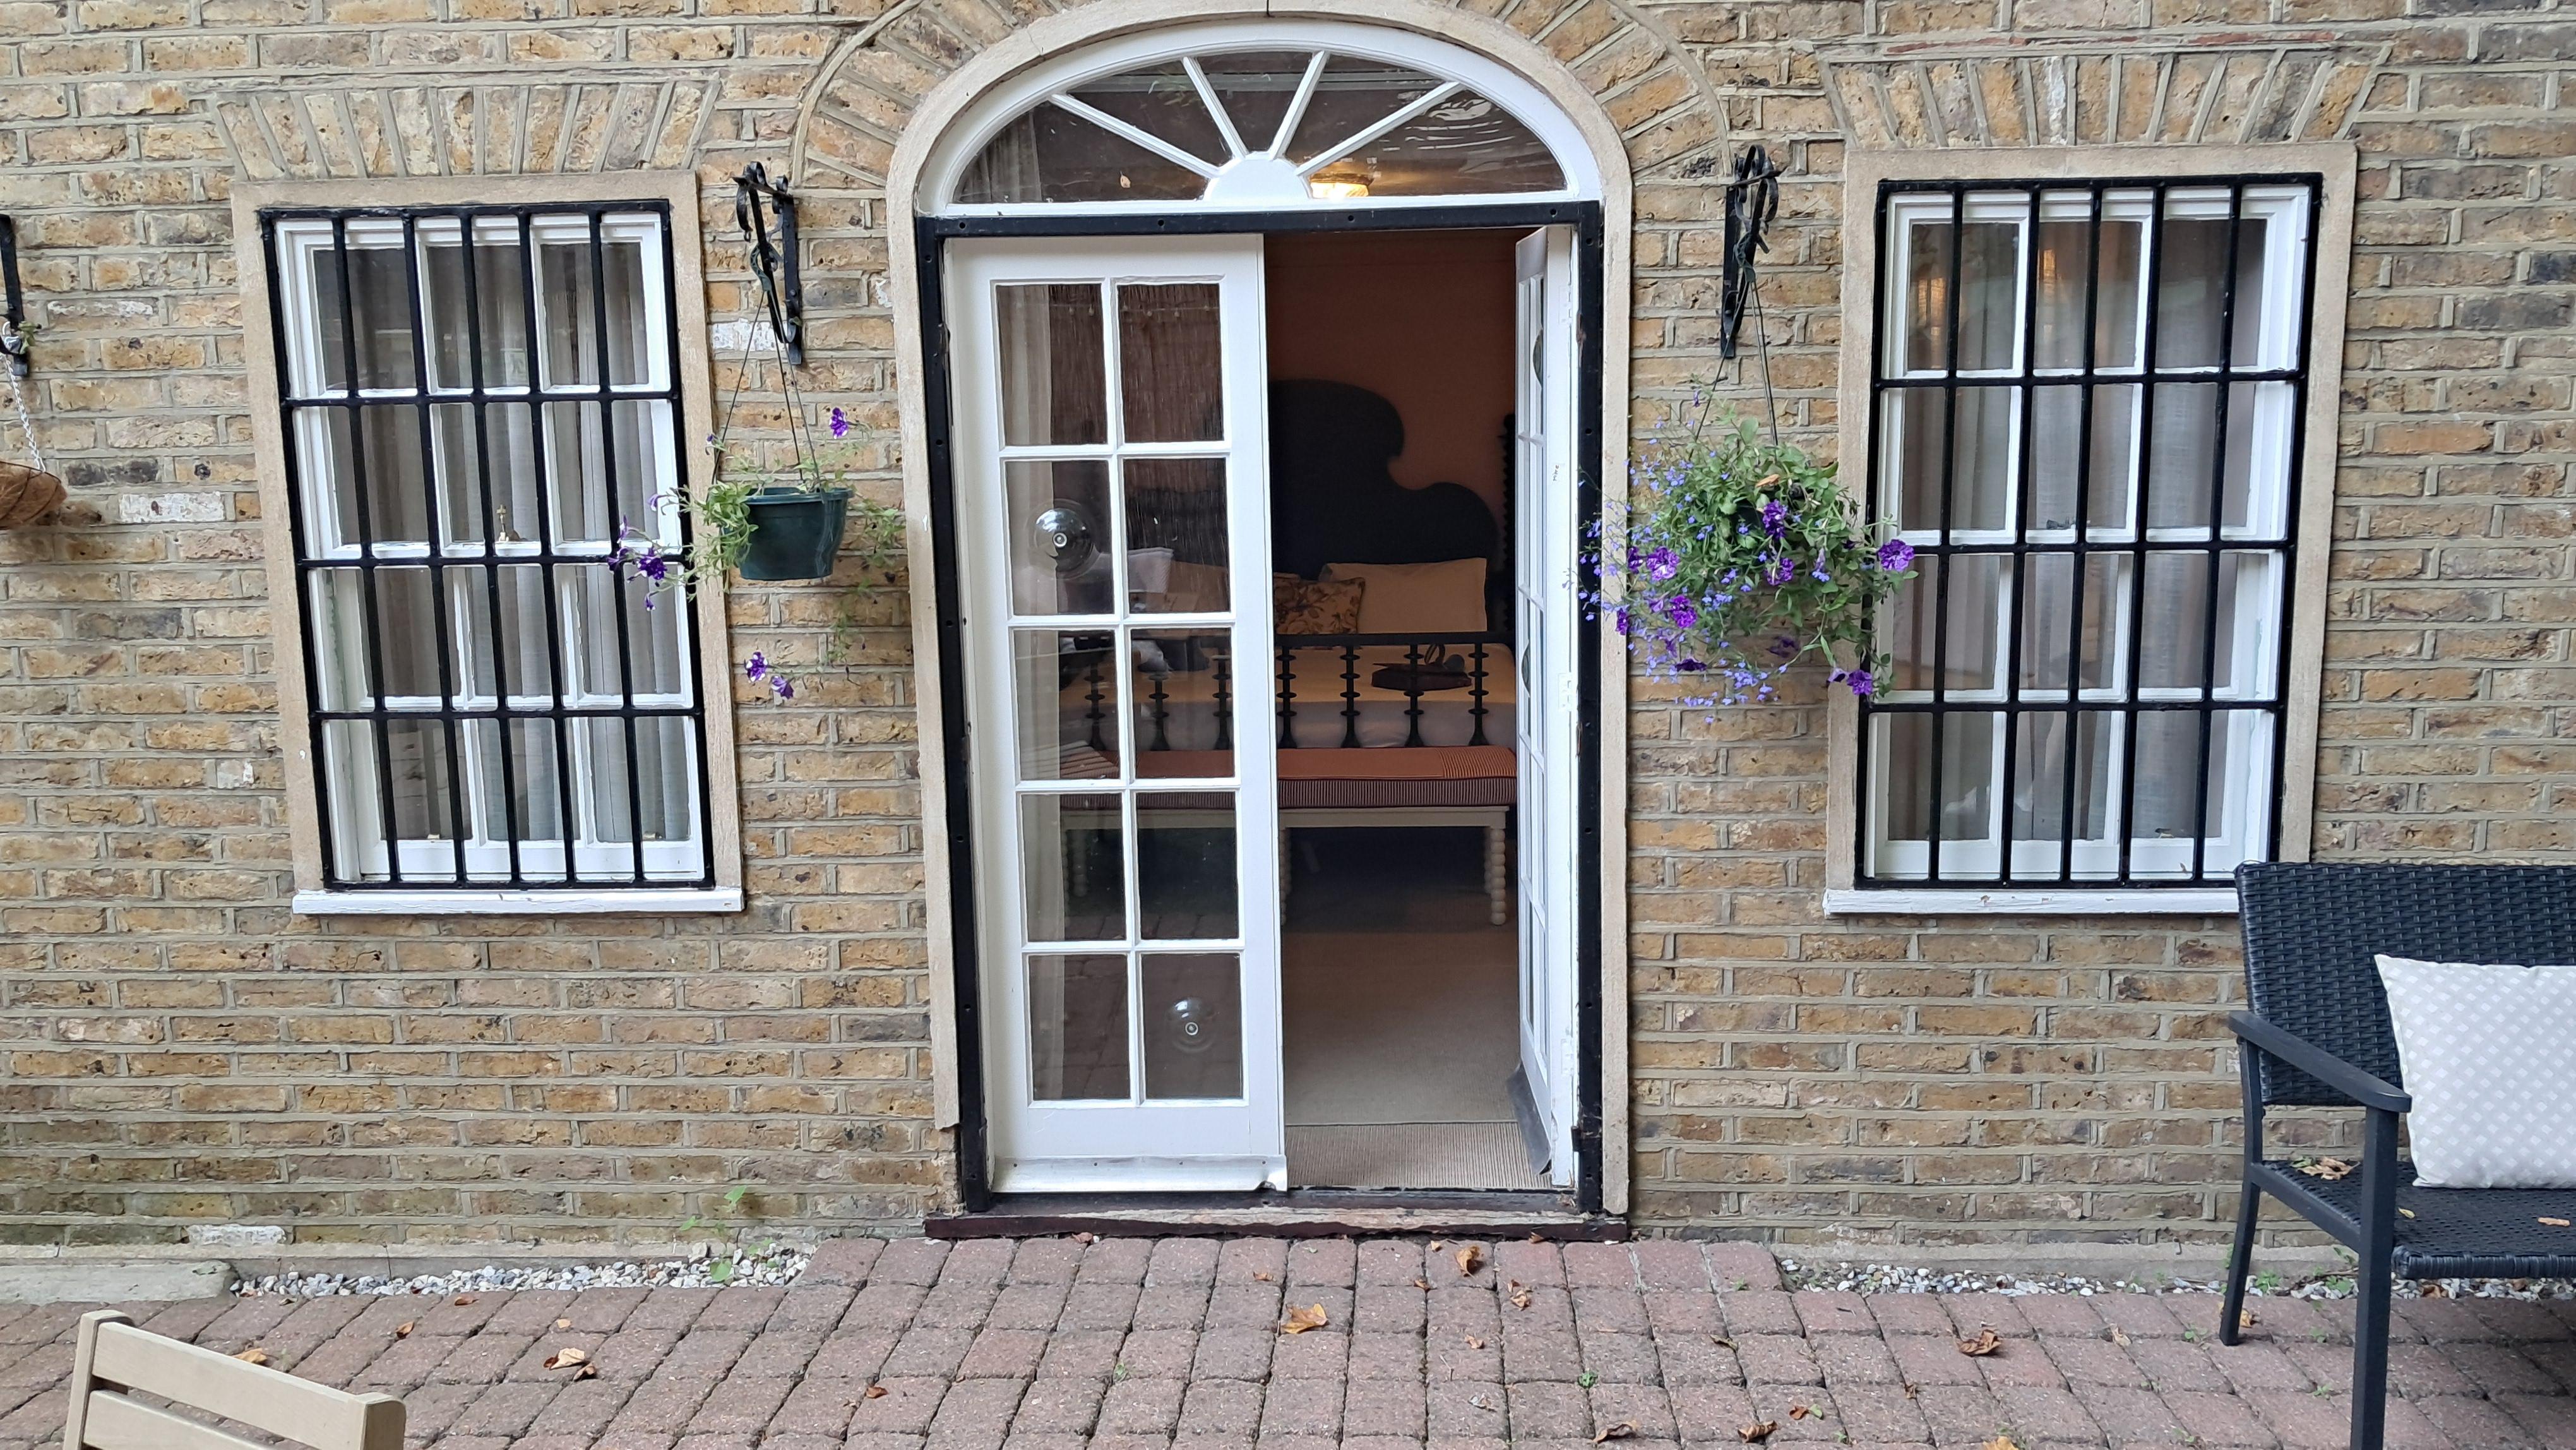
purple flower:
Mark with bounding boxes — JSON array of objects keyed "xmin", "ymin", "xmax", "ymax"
[
  {"xmin": 1765, "ymin": 556, "xmax": 1795, "ymax": 587},
  {"xmin": 1614, "ymin": 607, "xmax": 1632, "ymax": 637},
  {"xmin": 1676, "ymin": 657, "xmax": 1706, "ymax": 673},
  {"xmin": 1844, "ymin": 669, "xmax": 1875, "ymax": 697},
  {"xmin": 1768, "ymin": 635, "xmax": 1799, "ymax": 661},
  {"xmin": 1643, "ymin": 546, "xmax": 1679, "ymax": 582},
  {"xmin": 772, "ymin": 676, "xmax": 794, "ymax": 700},
  {"xmin": 745, "ymin": 652, "xmax": 768, "ymax": 681},
  {"xmin": 1878, "ymin": 539, "xmax": 1916, "ymax": 572},
  {"xmin": 1811, "ymin": 562, "xmax": 1832, "ymax": 583},
  {"xmin": 1661, "ymin": 596, "xmax": 1697, "ymax": 632},
  {"xmin": 1760, "ymin": 498, "xmax": 1788, "ymax": 537},
  {"xmin": 830, "ymin": 406, "xmax": 850, "ymax": 439}
]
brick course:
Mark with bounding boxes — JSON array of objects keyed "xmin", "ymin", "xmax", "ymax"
[{"xmin": 0, "ymin": 0, "xmax": 2570, "ymax": 1245}]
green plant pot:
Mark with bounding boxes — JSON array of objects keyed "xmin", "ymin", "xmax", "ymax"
[{"xmin": 737, "ymin": 488, "xmax": 850, "ymax": 582}]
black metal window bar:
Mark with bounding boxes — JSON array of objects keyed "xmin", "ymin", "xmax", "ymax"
[
  {"xmin": 262, "ymin": 202, "xmax": 714, "ymax": 890},
  {"xmin": 1857, "ymin": 175, "xmax": 2322, "ymax": 889}
]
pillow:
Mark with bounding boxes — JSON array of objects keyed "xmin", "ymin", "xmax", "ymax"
[
  {"xmin": 2376, "ymin": 953, "xmax": 2576, "ymax": 1189},
  {"xmin": 1272, "ymin": 574, "xmax": 1364, "ymax": 635},
  {"xmin": 1318, "ymin": 558, "xmax": 1488, "ymax": 634}
]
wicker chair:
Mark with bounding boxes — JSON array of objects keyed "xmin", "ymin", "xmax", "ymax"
[{"xmin": 2226, "ymin": 861, "xmax": 2576, "ymax": 1450}]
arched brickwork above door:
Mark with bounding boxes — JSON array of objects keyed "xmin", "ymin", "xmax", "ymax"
[{"xmin": 789, "ymin": 0, "xmax": 1724, "ymax": 195}]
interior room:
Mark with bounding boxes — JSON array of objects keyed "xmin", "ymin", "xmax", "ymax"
[{"xmin": 1262, "ymin": 228, "xmax": 1543, "ymax": 1192}]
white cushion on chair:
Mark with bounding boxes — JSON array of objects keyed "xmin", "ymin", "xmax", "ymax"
[{"xmin": 2376, "ymin": 954, "xmax": 2576, "ymax": 1189}]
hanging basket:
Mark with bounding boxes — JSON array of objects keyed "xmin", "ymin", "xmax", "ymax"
[
  {"xmin": 736, "ymin": 488, "xmax": 850, "ymax": 582},
  {"xmin": 0, "ymin": 459, "xmax": 64, "ymax": 529}
]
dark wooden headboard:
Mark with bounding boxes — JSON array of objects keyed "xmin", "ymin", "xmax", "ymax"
[{"xmin": 1268, "ymin": 379, "xmax": 1501, "ymax": 580}]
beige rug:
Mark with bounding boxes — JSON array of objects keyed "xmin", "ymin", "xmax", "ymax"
[
  {"xmin": 1282, "ymin": 929, "xmax": 1521, "ymax": 1127},
  {"xmin": 1286, "ymin": 1122, "xmax": 1544, "ymax": 1190}
]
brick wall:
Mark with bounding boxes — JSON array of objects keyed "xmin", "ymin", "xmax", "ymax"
[{"xmin": 0, "ymin": 0, "xmax": 2568, "ymax": 1247}]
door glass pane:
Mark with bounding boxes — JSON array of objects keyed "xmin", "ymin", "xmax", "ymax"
[
  {"xmin": 1007, "ymin": 460, "xmax": 1114, "ymax": 615},
  {"xmin": 1142, "ymin": 954, "xmax": 1242, "ymax": 1099},
  {"xmin": 1124, "ymin": 457, "xmax": 1228, "ymax": 610},
  {"xmin": 1066, "ymin": 60, "xmax": 1229, "ymax": 165},
  {"xmin": 1022, "ymin": 792, "xmax": 1125, "ymax": 941},
  {"xmin": 1118, "ymin": 284, "xmax": 1223, "ymax": 442},
  {"xmin": 1028, "ymin": 954, "xmax": 1131, "ymax": 1101},
  {"xmin": 1197, "ymin": 50, "xmax": 1314, "ymax": 154},
  {"xmin": 1015, "ymin": 630, "xmax": 1120, "ymax": 781},
  {"xmin": 1131, "ymin": 631, "xmax": 1234, "ymax": 773},
  {"xmin": 996, "ymin": 284, "xmax": 1107, "ymax": 446},
  {"xmin": 1136, "ymin": 793, "xmax": 1236, "ymax": 939},
  {"xmin": 1329, "ymin": 89, "xmax": 1560, "ymax": 197}
]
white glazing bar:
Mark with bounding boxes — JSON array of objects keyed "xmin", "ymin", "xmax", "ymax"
[
  {"xmin": 1047, "ymin": 94, "xmax": 1222, "ymax": 178},
  {"xmin": 1296, "ymin": 81, "xmax": 1462, "ymax": 179}
]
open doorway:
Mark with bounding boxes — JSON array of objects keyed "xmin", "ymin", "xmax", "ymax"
[{"xmin": 1263, "ymin": 229, "xmax": 1543, "ymax": 1190}]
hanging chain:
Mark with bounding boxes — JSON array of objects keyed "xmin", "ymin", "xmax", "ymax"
[
  {"xmin": 1719, "ymin": 144, "xmax": 1785, "ymax": 448},
  {"xmin": 0, "ymin": 354, "xmax": 42, "ymax": 474}
]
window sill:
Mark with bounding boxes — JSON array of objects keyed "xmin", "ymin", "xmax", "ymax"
[
  {"xmin": 1823, "ymin": 887, "xmax": 2239, "ymax": 917},
  {"xmin": 292, "ymin": 887, "xmax": 744, "ymax": 917}
]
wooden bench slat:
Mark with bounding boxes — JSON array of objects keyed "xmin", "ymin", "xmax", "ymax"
[
  {"xmin": 69, "ymin": 1314, "xmax": 403, "ymax": 1450},
  {"xmin": 81, "ymin": 1392, "xmax": 275, "ymax": 1450}
]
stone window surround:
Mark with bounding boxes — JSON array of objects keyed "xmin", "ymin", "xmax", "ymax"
[
  {"xmin": 232, "ymin": 171, "xmax": 747, "ymax": 918},
  {"xmin": 1822, "ymin": 142, "xmax": 2358, "ymax": 919}
]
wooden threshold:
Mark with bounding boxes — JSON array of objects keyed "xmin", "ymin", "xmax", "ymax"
[{"xmin": 926, "ymin": 1190, "xmax": 1627, "ymax": 1241}]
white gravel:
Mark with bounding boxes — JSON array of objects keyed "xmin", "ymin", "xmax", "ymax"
[
  {"xmin": 1780, "ymin": 1258, "xmax": 2576, "ymax": 1303},
  {"xmin": 233, "ymin": 1243, "xmax": 809, "ymax": 1297}
]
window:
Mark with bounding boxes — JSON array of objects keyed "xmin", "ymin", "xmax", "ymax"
[
  {"xmin": 257, "ymin": 195, "xmax": 727, "ymax": 903},
  {"xmin": 1854, "ymin": 174, "xmax": 2322, "ymax": 894}
]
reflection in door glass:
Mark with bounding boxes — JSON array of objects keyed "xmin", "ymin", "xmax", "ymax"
[
  {"xmin": 1142, "ymin": 954, "xmax": 1242, "ymax": 1099},
  {"xmin": 1006, "ymin": 460, "xmax": 1115, "ymax": 616},
  {"xmin": 1013, "ymin": 631, "xmax": 1120, "ymax": 781},
  {"xmin": 1028, "ymin": 953, "xmax": 1130, "ymax": 1100},
  {"xmin": 1118, "ymin": 284, "xmax": 1224, "ymax": 442},
  {"xmin": 996, "ymin": 284, "xmax": 1109, "ymax": 446},
  {"xmin": 1124, "ymin": 457, "xmax": 1229, "ymax": 611},
  {"xmin": 1136, "ymin": 793, "xmax": 1237, "ymax": 939},
  {"xmin": 1022, "ymin": 792, "xmax": 1126, "ymax": 941},
  {"xmin": 1131, "ymin": 631, "xmax": 1234, "ymax": 772}
]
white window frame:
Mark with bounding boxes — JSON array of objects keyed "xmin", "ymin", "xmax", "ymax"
[
  {"xmin": 1825, "ymin": 145, "xmax": 2356, "ymax": 916},
  {"xmin": 236, "ymin": 174, "xmax": 744, "ymax": 916}
]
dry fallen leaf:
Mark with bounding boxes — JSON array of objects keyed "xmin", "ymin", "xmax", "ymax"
[
  {"xmin": 395, "ymin": 1322, "xmax": 415, "ymax": 1339},
  {"xmin": 2541, "ymin": 1217, "xmax": 2571, "ymax": 1228},
  {"xmin": 1464, "ymin": 1334, "xmax": 1487, "ymax": 1350},
  {"xmin": 1957, "ymin": 1329, "xmax": 2004, "ymax": 1357},
  {"xmin": 1278, "ymin": 1303, "xmax": 1329, "ymax": 1334},
  {"xmin": 2294, "ymin": 1156, "xmax": 2356, "ymax": 1182},
  {"xmin": 1738, "ymin": 1421, "xmax": 1779, "ymax": 1443},
  {"xmin": 1253, "ymin": 1269, "xmax": 1274, "ymax": 1282},
  {"xmin": 1528, "ymin": 1233, "xmax": 1546, "ymax": 1245},
  {"xmin": 555, "ymin": 1318, "xmax": 572, "ymax": 1330},
  {"xmin": 2239, "ymin": 1309, "xmax": 2259, "ymax": 1331},
  {"xmin": 863, "ymin": 1384, "xmax": 888, "ymax": 1399},
  {"xmin": 453, "ymin": 1295, "xmax": 475, "ymax": 1306},
  {"xmin": 2107, "ymin": 1325, "xmax": 2131, "ymax": 1347},
  {"xmin": 1902, "ymin": 1382, "xmax": 1920, "ymax": 1399},
  {"xmin": 1983, "ymin": 1437, "xmax": 2023, "ymax": 1450},
  {"xmin": 543, "ymin": 1347, "xmax": 590, "ymax": 1371},
  {"xmin": 1428, "ymin": 1239, "xmax": 1446, "ymax": 1251},
  {"xmin": 233, "ymin": 1348, "xmax": 270, "ymax": 1366},
  {"xmin": 2421, "ymin": 1281, "xmax": 2449, "ymax": 1299},
  {"xmin": 1508, "ymin": 1282, "xmax": 1533, "ymax": 1310},
  {"xmin": 1788, "ymin": 1405, "xmax": 1812, "ymax": 1420},
  {"xmin": 1710, "ymin": 1335, "xmax": 1735, "ymax": 1349},
  {"xmin": 1071, "ymin": 1231, "xmax": 1098, "ymax": 1245},
  {"xmin": 1411, "ymin": 1277, "xmax": 1431, "ymax": 1290},
  {"xmin": 1592, "ymin": 1421, "xmax": 1636, "ymax": 1443},
  {"xmin": 2399, "ymin": 1207, "xmax": 2418, "ymax": 1219},
  {"xmin": 1456, "ymin": 1244, "xmax": 1484, "ymax": 1277}
]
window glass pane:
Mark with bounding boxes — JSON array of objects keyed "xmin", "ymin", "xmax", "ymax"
[
  {"xmin": 307, "ymin": 568, "xmax": 374, "ymax": 711},
  {"xmin": 1023, "ymin": 793, "xmax": 1126, "ymax": 941},
  {"xmin": 996, "ymin": 284, "xmax": 1107, "ymax": 446},
  {"xmin": 2012, "ymin": 710, "xmax": 2113, "ymax": 856},
  {"xmin": 633, "ymin": 717, "xmax": 700, "ymax": 871},
  {"xmin": 319, "ymin": 719, "xmax": 384, "ymax": 878},
  {"xmin": 1132, "ymin": 631, "xmax": 1235, "ymax": 774},
  {"xmin": 559, "ymin": 563, "xmax": 684, "ymax": 701},
  {"xmin": 537, "ymin": 227, "xmax": 652, "ymax": 388},
  {"xmin": 374, "ymin": 566, "xmax": 444, "ymax": 704},
  {"xmin": 466, "ymin": 715, "xmax": 569, "ymax": 875},
  {"xmin": 1198, "ymin": 49, "xmax": 1315, "ymax": 154},
  {"xmin": 1316, "ymin": 89, "xmax": 1559, "ymax": 197},
  {"xmin": 2017, "ymin": 552, "xmax": 2122, "ymax": 695},
  {"xmin": 2135, "ymin": 551, "xmax": 2271, "ymax": 695},
  {"xmin": 299, "ymin": 406, "xmax": 432, "ymax": 551},
  {"xmin": 426, "ymin": 399, "xmax": 542, "ymax": 553},
  {"xmin": 1029, "ymin": 954, "xmax": 1130, "ymax": 1101},
  {"xmin": 386, "ymin": 717, "xmax": 459, "ymax": 851},
  {"xmin": 1137, "ymin": 793, "xmax": 1236, "ymax": 939},
  {"xmin": 955, "ymin": 106, "xmax": 1206, "ymax": 205},
  {"xmin": 1888, "ymin": 386, "xmax": 2012, "ymax": 534},
  {"xmin": 456, "ymin": 562, "xmax": 558, "ymax": 703},
  {"xmin": 423, "ymin": 229, "xmax": 532, "ymax": 390},
  {"xmin": 2028, "ymin": 384, "xmax": 2136, "ymax": 533},
  {"xmin": 507, "ymin": 717, "xmax": 567, "ymax": 856},
  {"xmin": 1886, "ymin": 552, "xmax": 2005, "ymax": 695},
  {"xmin": 2033, "ymin": 213, "xmax": 2144, "ymax": 371},
  {"xmin": 1066, "ymin": 60, "xmax": 1229, "ymax": 165},
  {"xmin": 1015, "ymin": 629, "xmax": 1119, "ymax": 781},
  {"xmin": 542, "ymin": 400, "xmax": 663, "ymax": 545},
  {"xmin": 1900, "ymin": 215, "xmax": 2018, "ymax": 373},
  {"xmin": 1125, "ymin": 457, "xmax": 1228, "ymax": 610},
  {"xmin": 310, "ymin": 239, "xmax": 416, "ymax": 393},
  {"xmin": 1880, "ymin": 711, "xmax": 1997, "ymax": 851},
  {"xmin": 2131, "ymin": 710, "xmax": 2217, "ymax": 854},
  {"xmin": 1008, "ymin": 459, "xmax": 1115, "ymax": 616},
  {"xmin": 2154, "ymin": 212, "xmax": 2267, "ymax": 371},
  {"xmin": 1118, "ymin": 284, "xmax": 1224, "ymax": 443},
  {"xmin": 1285, "ymin": 56, "xmax": 1441, "ymax": 167},
  {"xmin": 1142, "ymin": 953, "xmax": 1242, "ymax": 1099}
]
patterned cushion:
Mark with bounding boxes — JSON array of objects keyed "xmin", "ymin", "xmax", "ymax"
[
  {"xmin": 1273, "ymin": 575, "xmax": 1364, "ymax": 635},
  {"xmin": 2377, "ymin": 954, "xmax": 2576, "ymax": 1189}
]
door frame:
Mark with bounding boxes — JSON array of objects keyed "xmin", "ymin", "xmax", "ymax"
[{"xmin": 915, "ymin": 202, "xmax": 1607, "ymax": 1213}]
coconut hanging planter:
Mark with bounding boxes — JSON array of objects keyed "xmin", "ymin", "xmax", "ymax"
[
  {"xmin": 0, "ymin": 458, "xmax": 64, "ymax": 529},
  {"xmin": 736, "ymin": 486, "xmax": 850, "ymax": 582}
]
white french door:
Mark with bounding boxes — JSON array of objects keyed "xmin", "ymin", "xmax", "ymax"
[
  {"xmin": 1513, "ymin": 227, "xmax": 1579, "ymax": 1186},
  {"xmin": 948, "ymin": 236, "xmax": 1284, "ymax": 1193}
]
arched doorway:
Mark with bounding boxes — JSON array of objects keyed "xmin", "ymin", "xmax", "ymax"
[{"xmin": 896, "ymin": 15, "xmax": 1621, "ymax": 1212}]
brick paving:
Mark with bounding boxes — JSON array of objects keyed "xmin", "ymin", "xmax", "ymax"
[{"xmin": 4, "ymin": 1238, "xmax": 2576, "ymax": 1449}]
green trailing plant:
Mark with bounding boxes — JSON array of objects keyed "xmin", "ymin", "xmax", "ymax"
[{"xmin": 1589, "ymin": 409, "xmax": 1914, "ymax": 707}]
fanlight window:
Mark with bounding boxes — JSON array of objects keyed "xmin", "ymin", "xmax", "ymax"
[{"xmin": 954, "ymin": 48, "xmax": 1566, "ymax": 207}]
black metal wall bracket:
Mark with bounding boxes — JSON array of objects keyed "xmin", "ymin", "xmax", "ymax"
[
  {"xmin": 1717, "ymin": 144, "xmax": 1779, "ymax": 363},
  {"xmin": 0, "ymin": 216, "xmax": 30, "ymax": 379},
  {"xmin": 734, "ymin": 164, "xmax": 804, "ymax": 368}
]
